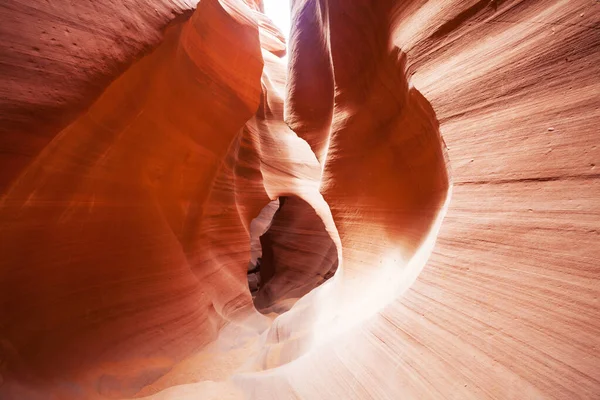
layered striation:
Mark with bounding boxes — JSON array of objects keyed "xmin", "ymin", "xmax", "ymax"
[{"xmin": 0, "ymin": 0, "xmax": 598, "ymax": 399}]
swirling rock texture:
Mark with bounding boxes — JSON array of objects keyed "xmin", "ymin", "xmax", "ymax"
[{"xmin": 0, "ymin": 0, "xmax": 598, "ymax": 399}]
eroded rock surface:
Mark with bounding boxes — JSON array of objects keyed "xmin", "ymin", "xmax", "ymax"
[{"xmin": 0, "ymin": 0, "xmax": 598, "ymax": 399}]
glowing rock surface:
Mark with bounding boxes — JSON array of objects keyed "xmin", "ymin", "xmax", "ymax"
[{"xmin": 0, "ymin": 0, "xmax": 598, "ymax": 399}]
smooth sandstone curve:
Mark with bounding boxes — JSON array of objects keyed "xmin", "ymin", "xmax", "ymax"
[{"xmin": 0, "ymin": 0, "xmax": 598, "ymax": 399}]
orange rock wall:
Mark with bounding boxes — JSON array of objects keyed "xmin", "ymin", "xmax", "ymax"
[{"xmin": 0, "ymin": 0, "xmax": 598, "ymax": 399}]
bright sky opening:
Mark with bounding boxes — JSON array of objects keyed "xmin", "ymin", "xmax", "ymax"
[{"xmin": 263, "ymin": 0, "xmax": 291, "ymax": 38}]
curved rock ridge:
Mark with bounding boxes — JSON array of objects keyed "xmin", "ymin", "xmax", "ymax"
[
  {"xmin": 0, "ymin": 0, "xmax": 266, "ymax": 397},
  {"xmin": 0, "ymin": 0, "xmax": 599, "ymax": 399}
]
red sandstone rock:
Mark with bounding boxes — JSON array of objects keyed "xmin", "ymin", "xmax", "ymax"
[{"xmin": 0, "ymin": 0, "xmax": 598, "ymax": 399}]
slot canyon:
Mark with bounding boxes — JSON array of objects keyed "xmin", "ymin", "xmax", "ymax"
[{"xmin": 0, "ymin": 0, "xmax": 598, "ymax": 399}]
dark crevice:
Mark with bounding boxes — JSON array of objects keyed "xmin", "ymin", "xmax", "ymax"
[
  {"xmin": 456, "ymin": 173, "xmax": 600, "ymax": 185},
  {"xmin": 247, "ymin": 196, "xmax": 338, "ymax": 314},
  {"xmin": 431, "ymin": 0, "xmax": 506, "ymax": 39}
]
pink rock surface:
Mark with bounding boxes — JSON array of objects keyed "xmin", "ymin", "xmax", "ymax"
[{"xmin": 0, "ymin": 0, "xmax": 598, "ymax": 399}]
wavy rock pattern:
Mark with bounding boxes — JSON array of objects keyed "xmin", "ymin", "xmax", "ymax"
[{"xmin": 0, "ymin": 0, "xmax": 598, "ymax": 399}]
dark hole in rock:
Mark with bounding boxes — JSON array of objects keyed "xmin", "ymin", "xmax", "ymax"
[{"xmin": 248, "ymin": 196, "xmax": 338, "ymax": 314}]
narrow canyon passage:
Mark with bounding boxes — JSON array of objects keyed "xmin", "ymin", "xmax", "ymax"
[{"xmin": 0, "ymin": 0, "xmax": 598, "ymax": 399}]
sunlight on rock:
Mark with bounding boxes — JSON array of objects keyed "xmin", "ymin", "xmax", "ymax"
[{"xmin": 0, "ymin": 0, "xmax": 598, "ymax": 399}]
